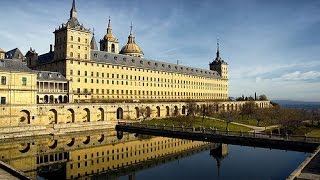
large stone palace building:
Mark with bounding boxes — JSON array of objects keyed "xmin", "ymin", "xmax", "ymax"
[
  {"xmin": 26, "ymin": 0, "xmax": 228, "ymax": 103},
  {"xmin": 0, "ymin": 0, "xmax": 270, "ymax": 129}
]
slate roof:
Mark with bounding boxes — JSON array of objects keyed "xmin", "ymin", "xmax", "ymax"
[
  {"xmin": 37, "ymin": 71, "xmax": 68, "ymax": 82},
  {"xmin": 0, "ymin": 59, "xmax": 34, "ymax": 73},
  {"xmin": 91, "ymin": 50, "xmax": 220, "ymax": 79},
  {"xmin": 38, "ymin": 52, "xmax": 54, "ymax": 64},
  {"xmin": 5, "ymin": 48, "xmax": 24, "ymax": 59}
]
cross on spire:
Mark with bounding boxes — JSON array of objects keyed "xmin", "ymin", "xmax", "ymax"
[{"xmin": 130, "ymin": 22, "xmax": 133, "ymax": 34}]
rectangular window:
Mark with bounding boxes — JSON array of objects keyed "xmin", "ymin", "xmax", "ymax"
[
  {"xmin": 22, "ymin": 77, "xmax": 27, "ymax": 86},
  {"xmin": 1, "ymin": 76, "xmax": 6, "ymax": 85},
  {"xmin": 1, "ymin": 97, "xmax": 6, "ymax": 104}
]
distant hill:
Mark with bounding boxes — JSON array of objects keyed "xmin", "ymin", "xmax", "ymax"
[{"xmin": 272, "ymin": 100, "xmax": 320, "ymax": 109}]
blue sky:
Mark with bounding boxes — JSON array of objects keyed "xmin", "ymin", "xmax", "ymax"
[{"xmin": 0, "ymin": 0, "xmax": 320, "ymax": 101}]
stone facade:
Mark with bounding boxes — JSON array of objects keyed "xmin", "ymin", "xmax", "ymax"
[{"xmin": 0, "ymin": 101, "xmax": 271, "ymax": 128}]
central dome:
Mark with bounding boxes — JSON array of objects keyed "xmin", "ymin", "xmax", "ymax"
[{"xmin": 120, "ymin": 29, "xmax": 144, "ymax": 58}]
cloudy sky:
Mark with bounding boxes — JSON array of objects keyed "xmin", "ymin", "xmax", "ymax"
[{"xmin": 0, "ymin": 0, "xmax": 319, "ymax": 101}]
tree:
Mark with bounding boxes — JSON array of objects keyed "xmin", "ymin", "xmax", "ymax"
[
  {"xmin": 239, "ymin": 101, "xmax": 256, "ymax": 120},
  {"xmin": 220, "ymin": 111, "xmax": 239, "ymax": 130},
  {"xmin": 259, "ymin": 94, "xmax": 268, "ymax": 101}
]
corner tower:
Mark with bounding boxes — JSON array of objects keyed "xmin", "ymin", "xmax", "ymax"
[
  {"xmin": 209, "ymin": 41, "xmax": 228, "ymax": 80},
  {"xmin": 99, "ymin": 17, "xmax": 119, "ymax": 53},
  {"xmin": 53, "ymin": 0, "xmax": 91, "ymax": 61}
]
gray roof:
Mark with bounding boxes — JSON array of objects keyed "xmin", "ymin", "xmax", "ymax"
[
  {"xmin": 5, "ymin": 48, "xmax": 24, "ymax": 59},
  {"xmin": 37, "ymin": 71, "xmax": 68, "ymax": 82},
  {"xmin": 0, "ymin": 59, "xmax": 34, "ymax": 73},
  {"xmin": 91, "ymin": 51, "xmax": 220, "ymax": 79},
  {"xmin": 38, "ymin": 52, "xmax": 54, "ymax": 64}
]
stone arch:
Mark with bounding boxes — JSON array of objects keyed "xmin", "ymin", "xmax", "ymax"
[
  {"xmin": 83, "ymin": 136, "xmax": 90, "ymax": 144},
  {"xmin": 98, "ymin": 108, "xmax": 105, "ymax": 121},
  {"xmin": 146, "ymin": 106, "xmax": 151, "ymax": 118},
  {"xmin": 48, "ymin": 140, "xmax": 58, "ymax": 149},
  {"xmin": 67, "ymin": 138, "xmax": 75, "ymax": 147},
  {"xmin": 156, "ymin": 106, "xmax": 160, "ymax": 117},
  {"xmin": 231, "ymin": 104, "xmax": 234, "ymax": 111},
  {"xmin": 135, "ymin": 107, "xmax": 139, "ymax": 119},
  {"xmin": 222, "ymin": 104, "xmax": 225, "ymax": 111},
  {"xmin": 98, "ymin": 134, "xmax": 104, "ymax": 143},
  {"xmin": 19, "ymin": 110, "xmax": 31, "ymax": 125},
  {"xmin": 235, "ymin": 104, "xmax": 238, "ymax": 111},
  {"xmin": 63, "ymin": 96, "xmax": 68, "ymax": 103},
  {"xmin": 227, "ymin": 104, "xmax": 230, "ymax": 111},
  {"xmin": 117, "ymin": 107, "xmax": 123, "ymax": 120},
  {"xmin": 58, "ymin": 95, "xmax": 63, "ymax": 103},
  {"xmin": 83, "ymin": 108, "xmax": 90, "ymax": 122},
  {"xmin": 44, "ymin": 95, "xmax": 48, "ymax": 103},
  {"xmin": 19, "ymin": 143, "xmax": 30, "ymax": 153},
  {"xmin": 37, "ymin": 95, "xmax": 39, "ymax": 104},
  {"xmin": 67, "ymin": 109, "xmax": 75, "ymax": 123},
  {"xmin": 182, "ymin": 106, "xmax": 186, "ymax": 115},
  {"xmin": 49, "ymin": 95, "xmax": 54, "ymax": 103},
  {"xmin": 166, "ymin": 106, "xmax": 170, "ymax": 116},
  {"xmin": 49, "ymin": 109, "xmax": 58, "ymax": 124},
  {"xmin": 173, "ymin": 106, "xmax": 179, "ymax": 116}
]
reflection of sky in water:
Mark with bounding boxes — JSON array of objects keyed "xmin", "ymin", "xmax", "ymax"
[{"xmin": 119, "ymin": 145, "xmax": 308, "ymax": 180}]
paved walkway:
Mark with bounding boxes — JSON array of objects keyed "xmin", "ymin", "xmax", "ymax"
[
  {"xmin": 0, "ymin": 168, "xmax": 19, "ymax": 180},
  {"xmin": 205, "ymin": 116, "xmax": 279, "ymax": 132}
]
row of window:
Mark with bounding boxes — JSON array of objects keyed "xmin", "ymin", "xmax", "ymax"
[
  {"xmin": 1, "ymin": 76, "xmax": 27, "ymax": 86},
  {"xmin": 69, "ymin": 60, "xmax": 221, "ymax": 80},
  {"xmin": 75, "ymin": 88, "xmax": 227, "ymax": 97}
]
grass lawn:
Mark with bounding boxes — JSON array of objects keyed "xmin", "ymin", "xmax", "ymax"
[
  {"xmin": 144, "ymin": 117, "xmax": 252, "ymax": 132},
  {"xmin": 210, "ymin": 114, "xmax": 277, "ymax": 127}
]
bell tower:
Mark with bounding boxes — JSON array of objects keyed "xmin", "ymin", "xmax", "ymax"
[{"xmin": 99, "ymin": 17, "xmax": 119, "ymax": 53}]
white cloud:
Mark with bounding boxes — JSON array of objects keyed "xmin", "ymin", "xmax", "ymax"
[{"xmin": 280, "ymin": 71, "xmax": 320, "ymax": 81}]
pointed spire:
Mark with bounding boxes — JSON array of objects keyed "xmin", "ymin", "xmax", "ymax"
[
  {"xmin": 91, "ymin": 28, "xmax": 98, "ymax": 50},
  {"xmin": 70, "ymin": 0, "xmax": 77, "ymax": 19},
  {"xmin": 128, "ymin": 22, "xmax": 135, "ymax": 44},
  {"xmin": 216, "ymin": 38, "xmax": 220, "ymax": 58},
  {"xmin": 107, "ymin": 16, "xmax": 112, "ymax": 34}
]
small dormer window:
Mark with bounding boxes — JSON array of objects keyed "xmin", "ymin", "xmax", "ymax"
[
  {"xmin": 114, "ymin": 56, "xmax": 117, "ymax": 60},
  {"xmin": 162, "ymin": 64, "xmax": 165, "ymax": 67},
  {"xmin": 140, "ymin": 60, "xmax": 143, "ymax": 64},
  {"xmin": 148, "ymin": 62, "xmax": 151, "ymax": 65},
  {"xmin": 181, "ymin": 67, "xmax": 183, "ymax": 70},
  {"xmin": 186, "ymin": 68, "xmax": 189, "ymax": 71},
  {"xmin": 104, "ymin": 54, "xmax": 108, "ymax": 59},
  {"xmin": 49, "ymin": 73, "xmax": 52, "ymax": 78},
  {"xmin": 155, "ymin": 63, "xmax": 158, "ymax": 66},
  {"xmin": 175, "ymin": 66, "xmax": 177, "ymax": 69},
  {"xmin": 123, "ymin": 58, "xmax": 126, "ymax": 61},
  {"xmin": 168, "ymin": 65, "xmax": 171, "ymax": 68},
  {"xmin": 38, "ymin": 73, "xmax": 42, "ymax": 77},
  {"xmin": 94, "ymin": 53, "xmax": 98, "ymax": 57}
]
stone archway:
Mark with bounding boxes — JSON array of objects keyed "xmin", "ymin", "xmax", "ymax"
[
  {"xmin": 49, "ymin": 109, "xmax": 58, "ymax": 124},
  {"xmin": 182, "ymin": 106, "xmax": 186, "ymax": 115},
  {"xmin": 19, "ymin": 110, "xmax": 31, "ymax": 125},
  {"xmin": 44, "ymin": 95, "xmax": 48, "ymax": 103},
  {"xmin": 156, "ymin": 106, "xmax": 160, "ymax": 117},
  {"xmin": 49, "ymin": 95, "xmax": 54, "ymax": 103},
  {"xmin": 98, "ymin": 108, "xmax": 105, "ymax": 121},
  {"xmin": 83, "ymin": 108, "xmax": 90, "ymax": 122},
  {"xmin": 146, "ymin": 107, "xmax": 151, "ymax": 118},
  {"xmin": 135, "ymin": 107, "xmax": 139, "ymax": 119},
  {"xmin": 166, "ymin": 106, "xmax": 170, "ymax": 116},
  {"xmin": 67, "ymin": 109, "xmax": 75, "ymax": 123},
  {"xmin": 58, "ymin": 96, "xmax": 63, "ymax": 103},
  {"xmin": 63, "ymin": 96, "xmax": 68, "ymax": 103},
  {"xmin": 117, "ymin": 107, "xmax": 123, "ymax": 120},
  {"xmin": 173, "ymin": 106, "xmax": 179, "ymax": 116}
]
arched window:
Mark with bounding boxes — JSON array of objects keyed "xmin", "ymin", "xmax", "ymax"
[
  {"xmin": 111, "ymin": 44, "xmax": 115, "ymax": 53},
  {"xmin": 78, "ymin": 37, "xmax": 80, "ymax": 42}
]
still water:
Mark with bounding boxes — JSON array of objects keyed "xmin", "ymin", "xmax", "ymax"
[{"xmin": 0, "ymin": 130, "xmax": 309, "ymax": 180}]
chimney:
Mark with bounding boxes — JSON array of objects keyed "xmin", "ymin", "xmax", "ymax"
[{"xmin": 50, "ymin": 44, "xmax": 53, "ymax": 52}]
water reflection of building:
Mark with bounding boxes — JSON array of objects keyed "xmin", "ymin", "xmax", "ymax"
[{"xmin": 0, "ymin": 131, "xmax": 211, "ymax": 179}]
